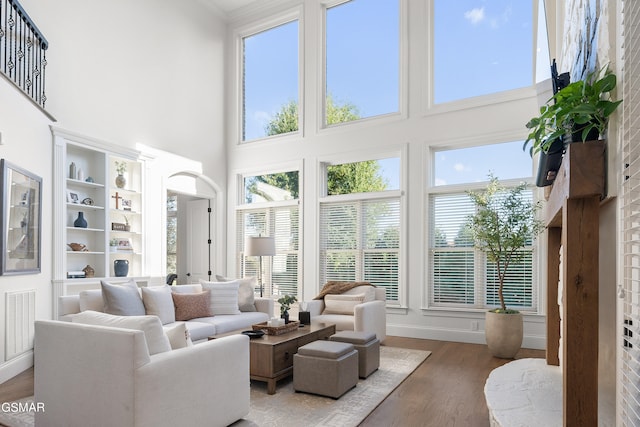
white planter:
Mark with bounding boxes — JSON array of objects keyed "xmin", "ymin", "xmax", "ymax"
[{"xmin": 485, "ymin": 311, "xmax": 523, "ymax": 359}]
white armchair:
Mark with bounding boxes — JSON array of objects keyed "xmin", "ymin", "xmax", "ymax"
[
  {"xmin": 34, "ymin": 320, "xmax": 250, "ymax": 427},
  {"xmin": 306, "ymin": 286, "xmax": 386, "ymax": 343}
]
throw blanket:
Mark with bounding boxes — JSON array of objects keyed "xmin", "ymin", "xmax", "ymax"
[{"xmin": 314, "ymin": 281, "xmax": 374, "ymax": 300}]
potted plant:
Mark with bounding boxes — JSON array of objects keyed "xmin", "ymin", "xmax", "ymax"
[
  {"xmin": 467, "ymin": 175, "xmax": 544, "ymax": 358},
  {"xmin": 524, "ymin": 66, "xmax": 622, "ymax": 155},
  {"xmin": 277, "ymin": 294, "xmax": 297, "ymax": 324}
]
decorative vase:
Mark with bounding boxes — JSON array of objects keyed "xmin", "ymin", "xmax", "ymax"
[
  {"xmin": 69, "ymin": 162, "xmax": 76, "ymax": 179},
  {"xmin": 82, "ymin": 264, "xmax": 95, "ymax": 278},
  {"xmin": 73, "ymin": 212, "xmax": 88, "ymax": 228},
  {"xmin": 281, "ymin": 310, "xmax": 290, "ymax": 324},
  {"xmin": 115, "ymin": 174, "xmax": 126, "ymax": 189},
  {"xmin": 114, "ymin": 259, "xmax": 129, "ymax": 277}
]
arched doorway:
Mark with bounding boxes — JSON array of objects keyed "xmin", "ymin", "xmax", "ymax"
[{"xmin": 166, "ymin": 172, "xmax": 223, "ymax": 284}]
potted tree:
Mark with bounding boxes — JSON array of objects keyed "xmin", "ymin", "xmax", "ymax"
[
  {"xmin": 467, "ymin": 175, "xmax": 545, "ymax": 358},
  {"xmin": 524, "ymin": 66, "xmax": 622, "ymax": 155}
]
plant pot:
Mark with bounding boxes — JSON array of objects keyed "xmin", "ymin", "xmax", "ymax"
[
  {"xmin": 115, "ymin": 174, "xmax": 126, "ymax": 189},
  {"xmin": 568, "ymin": 125, "xmax": 600, "ymax": 144},
  {"xmin": 281, "ymin": 310, "xmax": 290, "ymax": 324},
  {"xmin": 485, "ymin": 311, "xmax": 523, "ymax": 359}
]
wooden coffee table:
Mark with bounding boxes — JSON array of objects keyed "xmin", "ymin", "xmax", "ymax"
[{"xmin": 210, "ymin": 322, "xmax": 335, "ymax": 394}]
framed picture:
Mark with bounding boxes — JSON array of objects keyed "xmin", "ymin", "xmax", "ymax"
[
  {"xmin": 121, "ymin": 198, "xmax": 132, "ymax": 211},
  {"xmin": 1, "ymin": 159, "xmax": 42, "ymax": 275},
  {"xmin": 117, "ymin": 238, "xmax": 133, "ymax": 252},
  {"xmin": 66, "ymin": 190, "xmax": 79, "ymax": 204}
]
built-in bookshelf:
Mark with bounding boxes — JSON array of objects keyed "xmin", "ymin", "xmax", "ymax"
[{"xmin": 52, "ymin": 127, "xmax": 149, "ymax": 317}]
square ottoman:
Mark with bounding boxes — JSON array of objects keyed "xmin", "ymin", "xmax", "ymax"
[
  {"xmin": 330, "ymin": 330, "xmax": 380, "ymax": 378},
  {"xmin": 293, "ymin": 340, "xmax": 358, "ymax": 398}
]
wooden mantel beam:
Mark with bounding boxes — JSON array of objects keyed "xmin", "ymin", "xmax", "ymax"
[
  {"xmin": 545, "ymin": 142, "xmax": 605, "ymax": 227},
  {"xmin": 544, "ymin": 142, "xmax": 605, "ymax": 427}
]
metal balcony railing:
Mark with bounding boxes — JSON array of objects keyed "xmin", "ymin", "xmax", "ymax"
[{"xmin": 0, "ymin": 0, "xmax": 48, "ymax": 109}]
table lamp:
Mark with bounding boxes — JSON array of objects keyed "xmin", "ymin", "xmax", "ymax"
[{"xmin": 245, "ymin": 236, "xmax": 276, "ymax": 297}]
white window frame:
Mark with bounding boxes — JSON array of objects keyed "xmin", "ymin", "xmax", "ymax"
[
  {"xmin": 426, "ymin": 144, "xmax": 540, "ymax": 313},
  {"xmin": 235, "ymin": 166, "xmax": 302, "ymax": 298},
  {"xmin": 234, "ymin": 7, "xmax": 304, "ymax": 144},
  {"xmin": 425, "ymin": 0, "xmax": 542, "ymax": 114},
  {"xmin": 319, "ymin": 0, "xmax": 407, "ymax": 131},
  {"xmin": 318, "ymin": 148, "xmax": 407, "ymax": 307}
]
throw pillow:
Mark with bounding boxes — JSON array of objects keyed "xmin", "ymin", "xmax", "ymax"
[
  {"xmin": 78, "ymin": 289, "xmax": 104, "ymax": 312},
  {"xmin": 171, "ymin": 290, "xmax": 212, "ymax": 321},
  {"xmin": 342, "ymin": 285, "xmax": 376, "ymax": 302},
  {"xmin": 101, "ymin": 279, "xmax": 146, "ymax": 316},
  {"xmin": 171, "ymin": 284, "xmax": 203, "ymax": 294},
  {"xmin": 213, "ymin": 275, "xmax": 257, "ymax": 312},
  {"xmin": 200, "ymin": 281, "xmax": 241, "ymax": 315},
  {"xmin": 323, "ymin": 293, "xmax": 366, "ymax": 315},
  {"xmin": 72, "ymin": 310, "xmax": 172, "ymax": 355},
  {"xmin": 141, "ymin": 285, "xmax": 176, "ymax": 325},
  {"xmin": 164, "ymin": 322, "xmax": 193, "ymax": 349}
]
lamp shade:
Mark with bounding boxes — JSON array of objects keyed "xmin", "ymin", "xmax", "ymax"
[{"xmin": 245, "ymin": 236, "xmax": 276, "ymax": 257}]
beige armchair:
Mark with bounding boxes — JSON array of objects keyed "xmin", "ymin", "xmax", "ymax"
[
  {"xmin": 34, "ymin": 320, "xmax": 250, "ymax": 427},
  {"xmin": 306, "ymin": 286, "xmax": 386, "ymax": 343}
]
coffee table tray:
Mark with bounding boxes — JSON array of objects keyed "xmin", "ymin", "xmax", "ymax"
[{"xmin": 252, "ymin": 320, "xmax": 300, "ymax": 335}]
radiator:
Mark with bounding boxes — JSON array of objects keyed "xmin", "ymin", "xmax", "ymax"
[{"xmin": 5, "ymin": 290, "xmax": 36, "ymax": 360}]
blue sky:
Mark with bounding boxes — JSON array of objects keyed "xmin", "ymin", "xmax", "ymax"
[{"xmin": 243, "ymin": 0, "xmax": 543, "ymax": 185}]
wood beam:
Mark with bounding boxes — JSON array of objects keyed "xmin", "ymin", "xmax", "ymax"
[
  {"xmin": 561, "ymin": 196, "xmax": 599, "ymax": 427},
  {"xmin": 546, "ymin": 226, "xmax": 561, "ymax": 366}
]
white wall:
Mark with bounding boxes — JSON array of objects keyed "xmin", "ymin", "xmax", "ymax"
[
  {"xmin": 225, "ymin": 0, "xmax": 547, "ymax": 347},
  {"xmin": 0, "ymin": 0, "xmax": 227, "ymax": 382},
  {"xmin": 20, "ymin": 0, "xmax": 228, "ymax": 188}
]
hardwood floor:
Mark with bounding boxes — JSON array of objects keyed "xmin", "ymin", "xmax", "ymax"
[{"xmin": 0, "ymin": 337, "xmax": 544, "ymax": 426}]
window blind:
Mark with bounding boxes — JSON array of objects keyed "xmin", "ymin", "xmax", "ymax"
[
  {"xmin": 319, "ymin": 197, "xmax": 400, "ymax": 301},
  {"xmin": 429, "ymin": 190, "xmax": 536, "ymax": 310},
  {"xmin": 236, "ymin": 205, "xmax": 300, "ymax": 297},
  {"xmin": 620, "ymin": 0, "xmax": 640, "ymax": 423}
]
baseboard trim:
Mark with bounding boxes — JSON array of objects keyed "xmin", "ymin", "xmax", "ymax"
[
  {"xmin": 0, "ymin": 350, "xmax": 33, "ymax": 385},
  {"xmin": 387, "ymin": 324, "xmax": 546, "ymax": 350}
]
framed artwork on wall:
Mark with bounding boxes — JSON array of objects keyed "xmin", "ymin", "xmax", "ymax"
[{"xmin": 1, "ymin": 159, "xmax": 42, "ymax": 275}]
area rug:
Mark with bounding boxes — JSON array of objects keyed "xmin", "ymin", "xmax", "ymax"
[
  {"xmin": 0, "ymin": 346, "xmax": 429, "ymax": 427},
  {"xmin": 237, "ymin": 346, "xmax": 429, "ymax": 427}
]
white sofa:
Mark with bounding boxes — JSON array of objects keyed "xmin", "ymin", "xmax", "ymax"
[
  {"xmin": 58, "ymin": 283, "xmax": 274, "ymax": 342},
  {"xmin": 306, "ymin": 286, "xmax": 387, "ymax": 343},
  {"xmin": 34, "ymin": 320, "xmax": 249, "ymax": 427}
]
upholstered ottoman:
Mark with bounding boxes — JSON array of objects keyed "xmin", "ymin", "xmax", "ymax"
[
  {"xmin": 330, "ymin": 331, "xmax": 380, "ymax": 378},
  {"xmin": 293, "ymin": 340, "xmax": 358, "ymax": 398}
]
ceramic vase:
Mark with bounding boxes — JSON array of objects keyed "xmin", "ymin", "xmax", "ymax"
[
  {"xmin": 73, "ymin": 212, "xmax": 88, "ymax": 228},
  {"xmin": 114, "ymin": 259, "xmax": 129, "ymax": 277},
  {"xmin": 281, "ymin": 310, "xmax": 290, "ymax": 324},
  {"xmin": 115, "ymin": 174, "xmax": 126, "ymax": 189}
]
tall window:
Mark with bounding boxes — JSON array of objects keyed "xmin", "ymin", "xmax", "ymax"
[
  {"xmin": 237, "ymin": 171, "xmax": 300, "ymax": 297},
  {"xmin": 242, "ymin": 19, "xmax": 299, "ymax": 141},
  {"xmin": 324, "ymin": 0, "xmax": 399, "ymax": 126},
  {"xmin": 319, "ymin": 157, "xmax": 401, "ymax": 301},
  {"xmin": 428, "ymin": 142, "xmax": 536, "ymax": 310},
  {"xmin": 433, "ymin": 0, "xmax": 533, "ymax": 104}
]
